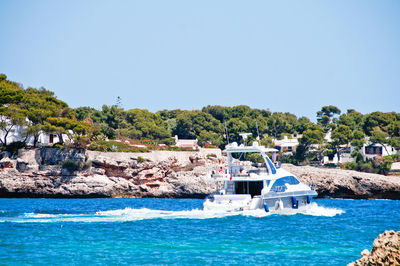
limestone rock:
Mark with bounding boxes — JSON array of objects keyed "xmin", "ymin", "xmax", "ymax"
[
  {"xmin": 39, "ymin": 148, "xmax": 86, "ymax": 165},
  {"xmin": 348, "ymin": 230, "xmax": 400, "ymax": 266},
  {"xmin": 16, "ymin": 158, "xmax": 30, "ymax": 172},
  {"xmin": 0, "ymin": 157, "xmax": 15, "ymax": 169},
  {"xmin": 0, "ymin": 148, "xmax": 222, "ymax": 198},
  {"xmin": 1, "ymin": 148, "xmax": 400, "ymax": 199},
  {"xmin": 282, "ymin": 164, "xmax": 400, "ymax": 200},
  {"xmin": 189, "ymin": 155, "xmax": 206, "ymax": 166}
]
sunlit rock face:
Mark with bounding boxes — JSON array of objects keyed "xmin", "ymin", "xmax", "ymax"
[
  {"xmin": 348, "ymin": 230, "xmax": 400, "ymax": 266},
  {"xmin": 0, "ymin": 148, "xmax": 224, "ymax": 198},
  {"xmin": 0, "ymin": 148, "xmax": 400, "ymax": 199}
]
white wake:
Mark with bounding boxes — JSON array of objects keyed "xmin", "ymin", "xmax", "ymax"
[{"xmin": 1, "ymin": 203, "xmax": 343, "ymax": 223}]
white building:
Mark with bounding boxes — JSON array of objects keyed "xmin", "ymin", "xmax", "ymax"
[
  {"xmin": 273, "ymin": 135, "xmax": 299, "ymax": 153},
  {"xmin": 0, "ymin": 117, "xmax": 69, "ymax": 147},
  {"xmin": 361, "ymin": 142, "xmax": 397, "ymax": 161},
  {"xmin": 174, "ymin": 135, "xmax": 199, "ymax": 150},
  {"xmin": 323, "ymin": 146, "xmax": 355, "ymax": 165},
  {"xmin": 322, "ymin": 136, "xmax": 398, "ymax": 165}
]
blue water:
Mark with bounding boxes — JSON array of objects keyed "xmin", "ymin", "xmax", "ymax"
[{"xmin": 0, "ymin": 198, "xmax": 399, "ymax": 265}]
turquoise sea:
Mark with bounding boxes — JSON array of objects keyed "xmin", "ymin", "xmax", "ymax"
[{"xmin": 0, "ymin": 198, "xmax": 399, "ymax": 265}]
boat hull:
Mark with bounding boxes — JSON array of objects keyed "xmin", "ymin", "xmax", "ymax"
[{"xmin": 203, "ymin": 190, "xmax": 317, "ymax": 212}]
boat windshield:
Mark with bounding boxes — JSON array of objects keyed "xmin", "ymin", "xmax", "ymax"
[{"xmin": 271, "ymin": 176, "xmax": 300, "ymax": 192}]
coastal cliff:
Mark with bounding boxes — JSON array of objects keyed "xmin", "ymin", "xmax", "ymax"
[
  {"xmin": 283, "ymin": 164, "xmax": 400, "ymax": 200},
  {"xmin": 0, "ymin": 148, "xmax": 224, "ymax": 198},
  {"xmin": 349, "ymin": 230, "xmax": 400, "ymax": 266},
  {"xmin": 0, "ymin": 148, "xmax": 400, "ymax": 199}
]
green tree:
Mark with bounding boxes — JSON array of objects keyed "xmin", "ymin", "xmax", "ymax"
[
  {"xmin": 225, "ymin": 118, "xmax": 249, "ymax": 143},
  {"xmin": 44, "ymin": 117, "xmax": 97, "ymax": 145},
  {"xmin": 121, "ymin": 109, "xmax": 171, "ymax": 140},
  {"xmin": 351, "ymin": 130, "xmax": 366, "ymax": 150},
  {"xmin": 317, "ymin": 105, "xmax": 341, "ymax": 128},
  {"xmin": 363, "ymin": 111, "xmax": 395, "ymax": 136},
  {"xmin": 21, "ymin": 87, "xmax": 68, "ymax": 147},
  {"xmin": 296, "ymin": 116, "xmax": 313, "ymax": 134},
  {"xmin": 331, "ymin": 124, "xmax": 353, "ymax": 161},
  {"xmin": 265, "ymin": 113, "xmax": 297, "ymax": 138},
  {"xmin": 198, "ymin": 130, "xmax": 224, "ymax": 147},
  {"xmin": 338, "ymin": 109, "xmax": 364, "ymax": 131},
  {"xmin": 174, "ymin": 111, "xmax": 223, "ymax": 139},
  {"xmin": 0, "ymin": 105, "xmax": 27, "ymax": 146},
  {"xmin": 295, "ymin": 129, "xmax": 325, "ymax": 163},
  {"xmin": 202, "ymin": 105, "xmax": 231, "ymax": 122}
]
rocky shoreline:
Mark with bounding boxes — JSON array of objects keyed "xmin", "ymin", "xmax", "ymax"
[{"xmin": 0, "ymin": 148, "xmax": 400, "ymax": 199}]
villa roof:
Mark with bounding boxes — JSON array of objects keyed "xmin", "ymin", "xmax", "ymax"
[
  {"xmin": 176, "ymin": 139, "xmax": 198, "ymax": 145},
  {"xmin": 224, "ymin": 143, "xmax": 278, "ymax": 153}
]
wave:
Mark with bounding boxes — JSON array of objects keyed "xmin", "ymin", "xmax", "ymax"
[{"xmin": 0, "ymin": 203, "xmax": 343, "ymax": 223}]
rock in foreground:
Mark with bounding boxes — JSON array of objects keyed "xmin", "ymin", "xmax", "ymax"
[{"xmin": 348, "ymin": 230, "xmax": 400, "ymax": 266}]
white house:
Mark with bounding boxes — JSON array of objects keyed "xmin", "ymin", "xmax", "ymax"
[
  {"xmin": 273, "ymin": 135, "xmax": 299, "ymax": 153},
  {"xmin": 361, "ymin": 142, "xmax": 397, "ymax": 161},
  {"xmin": 322, "ymin": 136, "xmax": 398, "ymax": 164},
  {"xmin": 174, "ymin": 135, "xmax": 199, "ymax": 150},
  {"xmin": 323, "ymin": 146, "xmax": 355, "ymax": 165},
  {"xmin": 0, "ymin": 116, "xmax": 69, "ymax": 147}
]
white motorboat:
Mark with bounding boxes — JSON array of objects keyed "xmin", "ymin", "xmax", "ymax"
[{"xmin": 203, "ymin": 134, "xmax": 317, "ymax": 213}]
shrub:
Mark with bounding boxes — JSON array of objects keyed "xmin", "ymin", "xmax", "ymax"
[
  {"xmin": 109, "ymin": 145, "xmax": 118, "ymax": 152},
  {"xmin": 53, "ymin": 143, "xmax": 64, "ymax": 149},
  {"xmin": 324, "ymin": 163, "xmax": 338, "ymax": 168},
  {"xmin": 167, "ymin": 146, "xmax": 198, "ymax": 152},
  {"xmin": 137, "ymin": 156, "xmax": 146, "ymax": 163},
  {"xmin": 389, "ymin": 154, "xmax": 400, "ymax": 162},
  {"xmin": 82, "ymin": 160, "xmax": 92, "ymax": 170},
  {"xmin": 5, "ymin": 141, "xmax": 26, "ymax": 158},
  {"xmin": 360, "ymin": 161, "xmax": 375, "ymax": 173},
  {"xmin": 61, "ymin": 160, "xmax": 82, "ymax": 172},
  {"xmin": 343, "ymin": 161, "xmax": 357, "ymax": 170},
  {"xmin": 280, "ymin": 154, "xmax": 297, "ymax": 164},
  {"xmin": 87, "ymin": 140, "xmax": 149, "ymax": 153}
]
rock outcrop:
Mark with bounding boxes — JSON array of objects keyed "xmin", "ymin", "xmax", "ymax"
[
  {"xmin": 348, "ymin": 230, "xmax": 400, "ymax": 266},
  {"xmin": 283, "ymin": 164, "xmax": 400, "ymax": 200},
  {"xmin": 0, "ymin": 149, "xmax": 224, "ymax": 198},
  {"xmin": 0, "ymin": 149, "xmax": 400, "ymax": 199}
]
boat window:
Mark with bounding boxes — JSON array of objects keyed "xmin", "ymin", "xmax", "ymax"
[
  {"xmin": 235, "ymin": 181, "xmax": 264, "ymax": 197},
  {"xmin": 271, "ymin": 176, "xmax": 300, "ymax": 192}
]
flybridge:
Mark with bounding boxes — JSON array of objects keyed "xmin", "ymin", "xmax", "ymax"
[
  {"xmin": 224, "ymin": 134, "xmax": 279, "ymax": 177},
  {"xmin": 224, "ymin": 132, "xmax": 278, "ymax": 155},
  {"xmin": 224, "ymin": 141, "xmax": 279, "ymax": 154}
]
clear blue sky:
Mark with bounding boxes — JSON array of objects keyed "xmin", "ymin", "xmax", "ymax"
[{"xmin": 0, "ymin": 0, "xmax": 399, "ymax": 121}]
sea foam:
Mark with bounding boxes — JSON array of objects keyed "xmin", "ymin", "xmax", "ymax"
[{"xmin": 0, "ymin": 203, "xmax": 343, "ymax": 223}]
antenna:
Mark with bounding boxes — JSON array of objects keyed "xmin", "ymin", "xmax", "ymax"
[
  {"xmin": 116, "ymin": 96, "xmax": 122, "ymax": 109},
  {"xmin": 239, "ymin": 133, "xmax": 252, "ymax": 146},
  {"xmin": 255, "ymin": 119, "xmax": 260, "ymax": 143},
  {"xmin": 224, "ymin": 121, "xmax": 230, "ymax": 144}
]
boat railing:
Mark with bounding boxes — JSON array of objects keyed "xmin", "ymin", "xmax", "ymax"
[
  {"xmin": 210, "ymin": 163, "xmax": 272, "ymax": 179},
  {"xmin": 229, "ymin": 165, "xmax": 268, "ymax": 177}
]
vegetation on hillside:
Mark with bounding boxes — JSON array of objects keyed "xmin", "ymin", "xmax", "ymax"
[{"xmin": 1, "ymin": 74, "xmax": 400, "ymax": 174}]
